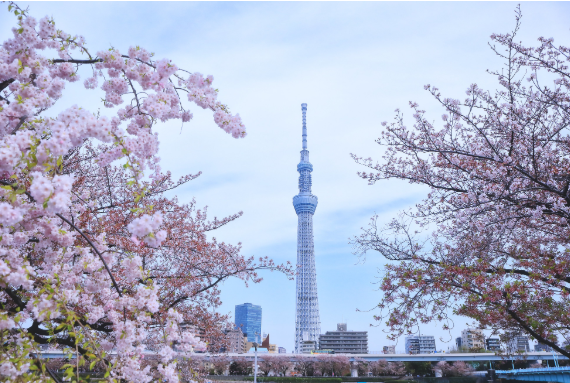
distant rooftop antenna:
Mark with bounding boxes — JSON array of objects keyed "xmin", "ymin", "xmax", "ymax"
[{"xmin": 302, "ymin": 103, "xmax": 307, "ymax": 150}]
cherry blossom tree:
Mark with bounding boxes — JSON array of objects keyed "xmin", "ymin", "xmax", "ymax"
[
  {"xmin": 389, "ymin": 361, "xmax": 406, "ymax": 376},
  {"xmin": 435, "ymin": 361, "xmax": 473, "ymax": 377},
  {"xmin": 179, "ymin": 354, "xmax": 208, "ymax": 382},
  {"xmin": 293, "ymin": 356, "xmax": 316, "ymax": 377},
  {"xmin": 369, "ymin": 360, "xmax": 389, "ymax": 376},
  {"xmin": 368, "ymin": 360, "xmax": 405, "ymax": 377},
  {"xmin": 257, "ymin": 358, "xmax": 275, "ymax": 377},
  {"xmin": 65, "ymin": 142, "xmax": 292, "ymax": 353},
  {"xmin": 315, "ymin": 355, "xmax": 350, "ymax": 377},
  {"xmin": 314, "ymin": 355, "xmax": 332, "ymax": 377},
  {"xmin": 353, "ymin": 358, "xmax": 369, "ymax": 376},
  {"xmin": 210, "ymin": 356, "xmax": 230, "ymax": 376},
  {"xmin": 257, "ymin": 356, "xmax": 292, "ymax": 377},
  {"xmin": 229, "ymin": 357, "xmax": 251, "ymax": 376},
  {"xmin": 332, "ymin": 355, "xmax": 351, "ymax": 377},
  {"xmin": 0, "ymin": 3, "xmax": 290, "ymax": 383},
  {"xmin": 352, "ymin": 6, "xmax": 570, "ymax": 358},
  {"xmin": 272, "ymin": 356, "xmax": 292, "ymax": 377}
]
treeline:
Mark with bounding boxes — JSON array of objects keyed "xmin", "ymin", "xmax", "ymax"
[{"xmin": 186, "ymin": 356, "xmax": 475, "ymax": 377}]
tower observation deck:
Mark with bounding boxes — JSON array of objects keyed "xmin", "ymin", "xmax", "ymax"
[{"xmin": 293, "ymin": 103, "xmax": 321, "ymax": 353}]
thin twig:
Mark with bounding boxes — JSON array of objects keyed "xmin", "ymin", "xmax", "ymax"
[{"xmin": 56, "ymin": 213, "xmax": 122, "ymax": 297}]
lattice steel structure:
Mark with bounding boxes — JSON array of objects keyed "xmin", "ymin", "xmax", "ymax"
[{"xmin": 293, "ymin": 103, "xmax": 321, "ymax": 353}]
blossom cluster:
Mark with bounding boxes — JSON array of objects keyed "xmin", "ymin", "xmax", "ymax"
[
  {"xmin": 127, "ymin": 212, "xmax": 167, "ymax": 247},
  {"xmin": 0, "ymin": 5, "xmax": 248, "ymax": 383},
  {"xmin": 351, "ymin": 8, "xmax": 570, "ymax": 357}
]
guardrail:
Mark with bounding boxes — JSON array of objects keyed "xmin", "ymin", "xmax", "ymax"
[{"xmin": 33, "ymin": 351, "xmax": 568, "ymax": 362}]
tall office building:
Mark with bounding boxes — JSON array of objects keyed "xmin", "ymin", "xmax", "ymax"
[
  {"xmin": 235, "ymin": 303, "xmax": 262, "ymax": 343},
  {"xmin": 293, "ymin": 103, "xmax": 321, "ymax": 353}
]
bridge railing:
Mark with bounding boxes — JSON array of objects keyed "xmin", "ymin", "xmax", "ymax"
[{"xmin": 496, "ymin": 367, "xmax": 570, "ymax": 375}]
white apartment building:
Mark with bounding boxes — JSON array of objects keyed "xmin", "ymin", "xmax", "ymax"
[
  {"xmin": 405, "ymin": 335, "xmax": 436, "ymax": 354},
  {"xmin": 461, "ymin": 328, "xmax": 485, "ymax": 350},
  {"xmin": 504, "ymin": 332, "xmax": 530, "ymax": 352},
  {"xmin": 225, "ymin": 328, "xmax": 247, "ymax": 353}
]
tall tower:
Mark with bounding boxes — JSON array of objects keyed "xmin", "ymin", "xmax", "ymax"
[{"xmin": 293, "ymin": 103, "xmax": 321, "ymax": 353}]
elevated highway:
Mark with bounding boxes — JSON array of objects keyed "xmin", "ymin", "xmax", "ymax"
[
  {"xmin": 36, "ymin": 351, "xmax": 567, "ymax": 362},
  {"xmin": 211, "ymin": 352, "xmax": 566, "ymax": 362}
]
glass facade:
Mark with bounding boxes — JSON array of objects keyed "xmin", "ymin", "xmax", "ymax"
[{"xmin": 235, "ymin": 303, "xmax": 262, "ymax": 343}]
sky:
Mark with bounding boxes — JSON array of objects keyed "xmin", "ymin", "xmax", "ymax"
[{"xmin": 2, "ymin": 1, "xmax": 570, "ymax": 354}]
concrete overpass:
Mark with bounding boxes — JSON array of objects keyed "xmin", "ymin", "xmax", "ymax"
[
  {"xmin": 209, "ymin": 352, "xmax": 566, "ymax": 362},
  {"xmin": 36, "ymin": 351, "xmax": 567, "ymax": 362}
]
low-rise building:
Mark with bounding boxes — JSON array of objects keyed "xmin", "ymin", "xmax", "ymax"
[
  {"xmin": 405, "ymin": 335, "xmax": 436, "ymax": 354},
  {"xmin": 225, "ymin": 328, "xmax": 247, "ymax": 353},
  {"xmin": 301, "ymin": 340, "xmax": 317, "ymax": 354},
  {"xmin": 461, "ymin": 329, "xmax": 485, "ymax": 350},
  {"xmin": 504, "ymin": 332, "xmax": 530, "ymax": 352},
  {"xmin": 486, "ymin": 338, "xmax": 501, "ymax": 351},
  {"xmin": 278, "ymin": 347, "xmax": 287, "ymax": 354},
  {"xmin": 456, "ymin": 337, "xmax": 462, "ymax": 350},
  {"xmin": 319, "ymin": 323, "xmax": 368, "ymax": 354},
  {"xmin": 383, "ymin": 345, "xmax": 396, "ymax": 354},
  {"xmin": 179, "ymin": 323, "xmax": 209, "ymax": 352},
  {"xmin": 535, "ymin": 342, "xmax": 553, "ymax": 352}
]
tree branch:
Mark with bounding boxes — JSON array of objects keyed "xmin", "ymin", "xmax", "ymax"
[{"xmin": 56, "ymin": 213, "xmax": 122, "ymax": 297}]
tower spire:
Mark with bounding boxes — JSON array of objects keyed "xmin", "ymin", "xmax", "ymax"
[
  {"xmin": 302, "ymin": 103, "xmax": 307, "ymax": 150},
  {"xmin": 293, "ymin": 103, "xmax": 321, "ymax": 354}
]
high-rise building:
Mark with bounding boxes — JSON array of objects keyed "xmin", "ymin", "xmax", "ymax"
[
  {"xmin": 235, "ymin": 303, "xmax": 262, "ymax": 343},
  {"xmin": 461, "ymin": 328, "xmax": 485, "ymax": 350},
  {"xmin": 319, "ymin": 323, "xmax": 368, "ymax": 354},
  {"xmin": 456, "ymin": 337, "xmax": 462, "ymax": 349},
  {"xmin": 405, "ymin": 336, "xmax": 436, "ymax": 354},
  {"xmin": 293, "ymin": 103, "xmax": 321, "ymax": 353}
]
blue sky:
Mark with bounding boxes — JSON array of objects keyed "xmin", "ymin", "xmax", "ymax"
[{"xmin": 3, "ymin": 1, "xmax": 570, "ymax": 353}]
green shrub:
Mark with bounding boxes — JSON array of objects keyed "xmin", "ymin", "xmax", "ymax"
[
  {"xmin": 427, "ymin": 378, "xmax": 477, "ymax": 383},
  {"xmin": 415, "ymin": 378, "xmax": 478, "ymax": 383},
  {"xmin": 241, "ymin": 378, "xmax": 416, "ymax": 383},
  {"xmin": 243, "ymin": 378, "xmax": 342, "ymax": 383},
  {"xmin": 341, "ymin": 379, "xmax": 412, "ymax": 382}
]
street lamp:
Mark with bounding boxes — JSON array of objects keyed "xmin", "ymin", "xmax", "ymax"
[{"xmin": 253, "ymin": 341, "xmax": 259, "ymax": 383}]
